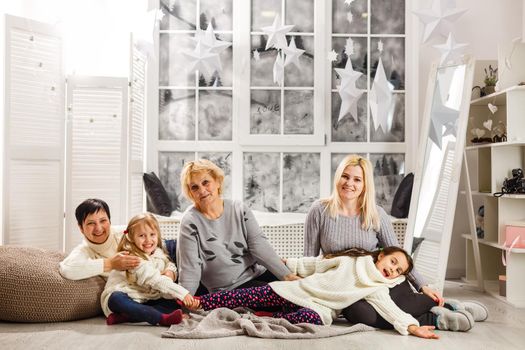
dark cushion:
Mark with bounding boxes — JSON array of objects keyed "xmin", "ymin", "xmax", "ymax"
[
  {"xmin": 0, "ymin": 246, "xmax": 105, "ymax": 322},
  {"xmin": 390, "ymin": 173, "xmax": 414, "ymax": 218},
  {"xmin": 143, "ymin": 172, "xmax": 173, "ymax": 216}
]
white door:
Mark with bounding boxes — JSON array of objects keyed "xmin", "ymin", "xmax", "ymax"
[
  {"xmin": 65, "ymin": 76, "xmax": 128, "ymax": 252},
  {"xmin": 3, "ymin": 15, "xmax": 64, "ymax": 250}
]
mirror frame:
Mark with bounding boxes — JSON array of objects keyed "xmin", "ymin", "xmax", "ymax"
[{"xmin": 404, "ymin": 56, "xmax": 475, "ymax": 293}]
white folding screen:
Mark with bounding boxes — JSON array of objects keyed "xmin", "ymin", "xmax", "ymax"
[
  {"xmin": 65, "ymin": 76, "xmax": 128, "ymax": 252},
  {"xmin": 3, "ymin": 15, "xmax": 65, "ymax": 250},
  {"xmin": 129, "ymin": 39, "xmax": 147, "ymax": 217}
]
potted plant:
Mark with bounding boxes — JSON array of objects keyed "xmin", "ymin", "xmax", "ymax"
[{"xmin": 483, "ymin": 65, "xmax": 498, "ymax": 95}]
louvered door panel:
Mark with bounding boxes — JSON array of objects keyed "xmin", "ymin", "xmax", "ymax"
[
  {"xmin": 128, "ymin": 42, "xmax": 147, "ymax": 216},
  {"xmin": 65, "ymin": 77, "xmax": 128, "ymax": 251},
  {"xmin": 3, "ymin": 15, "xmax": 64, "ymax": 249}
]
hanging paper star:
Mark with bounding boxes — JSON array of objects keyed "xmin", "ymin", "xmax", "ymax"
[
  {"xmin": 180, "ymin": 42, "xmax": 220, "ymax": 77},
  {"xmin": 261, "ymin": 14, "xmax": 294, "ymax": 50},
  {"xmin": 335, "ymin": 59, "xmax": 364, "ymax": 122},
  {"xmin": 377, "ymin": 40, "xmax": 384, "ymax": 53},
  {"xmin": 428, "ymin": 79, "xmax": 459, "ymax": 149},
  {"xmin": 345, "ymin": 0, "xmax": 355, "ymax": 6},
  {"xmin": 413, "ymin": 0, "xmax": 467, "ymax": 43},
  {"xmin": 370, "ymin": 56, "xmax": 395, "ymax": 133},
  {"xmin": 347, "ymin": 12, "xmax": 353, "ymax": 24},
  {"xmin": 253, "ymin": 50, "xmax": 260, "ymax": 61},
  {"xmin": 273, "ymin": 52, "xmax": 285, "ymax": 87},
  {"xmin": 282, "ymin": 36, "xmax": 305, "ymax": 68},
  {"xmin": 433, "ymin": 33, "xmax": 468, "ymax": 65},
  {"xmin": 344, "ymin": 38, "xmax": 354, "ymax": 56},
  {"xmin": 327, "ymin": 50, "xmax": 338, "ymax": 62},
  {"xmin": 201, "ymin": 24, "xmax": 232, "ymax": 54},
  {"xmin": 335, "ymin": 59, "xmax": 362, "ymax": 92}
]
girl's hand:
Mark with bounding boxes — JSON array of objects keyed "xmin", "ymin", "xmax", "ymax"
[
  {"xmin": 421, "ymin": 286, "xmax": 444, "ymax": 306},
  {"xmin": 283, "ymin": 273, "xmax": 301, "ymax": 281},
  {"xmin": 162, "ymin": 269, "xmax": 176, "ymax": 281},
  {"xmin": 408, "ymin": 325, "xmax": 439, "ymax": 339},
  {"xmin": 182, "ymin": 294, "xmax": 200, "ymax": 310}
]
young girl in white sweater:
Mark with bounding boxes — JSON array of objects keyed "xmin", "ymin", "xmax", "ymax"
[
  {"xmin": 188, "ymin": 247, "xmax": 439, "ymax": 339},
  {"xmin": 101, "ymin": 213, "xmax": 199, "ymax": 326}
]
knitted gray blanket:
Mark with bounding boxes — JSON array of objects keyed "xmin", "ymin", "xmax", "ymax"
[{"xmin": 162, "ymin": 308, "xmax": 374, "ymax": 339}]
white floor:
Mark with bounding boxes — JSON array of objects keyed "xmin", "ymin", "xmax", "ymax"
[{"xmin": 2, "ymin": 281, "xmax": 525, "ymax": 350}]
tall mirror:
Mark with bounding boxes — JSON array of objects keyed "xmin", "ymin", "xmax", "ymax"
[{"xmin": 404, "ymin": 57, "xmax": 475, "ymax": 293}]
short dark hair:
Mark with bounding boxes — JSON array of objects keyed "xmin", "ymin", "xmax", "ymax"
[{"xmin": 75, "ymin": 199, "xmax": 111, "ymax": 226}]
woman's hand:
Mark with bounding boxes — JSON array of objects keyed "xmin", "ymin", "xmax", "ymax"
[
  {"xmin": 162, "ymin": 269, "xmax": 176, "ymax": 281},
  {"xmin": 421, "ymin": 285, "xmax": 444, "ymax": 306},
  {"xmin": 104, "ymin": 252, "xmax": 141, "ymax": 272},
  {"xmin": 408, "ymin": 325, "xmax": 439, "ymax": 339},
  {"xmin": 283, "ymin": 273, "xmax": 301, "ymax": 281}
]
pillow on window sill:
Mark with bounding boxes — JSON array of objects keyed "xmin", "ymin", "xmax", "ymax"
[
  {"xmin": 391, "ymin": 173, "xmax": 414, "ymax": 218},
  {"xmin": 143, "ymin": 172, "xmax": 173, "ymax": 217}
]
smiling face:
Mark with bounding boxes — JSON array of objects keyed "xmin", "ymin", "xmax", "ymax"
[
  {"xmin": 188, "ymin": 171, "xmax": 221, "ymax": 208},
  {"xmin": 337, "ymin": 165, "xmax": 365, "ymax": 203},
  {"xmin": 79, "ymin": 209, "xmax": 111, "ymax": 244},
  {"xmin": 375, "ymin": 251, "xmax": 410, "ymax": 279},
  {"xmin": 131, "ymin": 223, "xmax": 159, "ymax": 255}
]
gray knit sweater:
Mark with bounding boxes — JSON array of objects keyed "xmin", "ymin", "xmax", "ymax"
[
  {"xmin": 303, "ymin": 200, "xmax": 425, "ymax": 290},
  {"xmin": 177, "ymin": 199, "xmax": 291, "ymax": 294}
]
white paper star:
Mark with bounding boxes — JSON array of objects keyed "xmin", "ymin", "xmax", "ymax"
[
  {"xmin": 273, "ymin": 52, "xmax": 285, "ymax": 87},
  {"xmin": 181, "ymin": 42, "xmax": 220, "ymax": 77},
  {"xmin": 261, "ymin": 14, "xmax": 294, "ymax": 50},
  {"xmin": 377, "ymin": 40, "xmax": 384, "ymax": 53},
  {"xmin": 428, "ymin": 79, "xmax": 459, "ymax": 149},
  {"xmin": 327, "ymin": 50, "xmax": 338, "ymax": 62},
  {"xmin": 253, "ymin": 50, "xmax": 260, "ymax": 61},
  {"xmin": 156, "ymin": 8, "xmax": 165, "ymax": 22},
  {"xmin": 335, "ymin": 59, "xmax": 362, "ymax": 92},
  {"xmin": 347, "ymin": 12, "xmax": 354, "ymax": 24},
  {"xmin": 201, "ymin": 24, "xmax": 231, "ymax": 54},
  {"xmin": 282, "ymin": 36, "xmax": 305, "ymax": 68},
  {"xmin": 413, "ymin": 0, "xmax": 467, "ymax": 43},
  {"xmin": 370, "ymin": 57, "xmax": 395, "ymax": 133},
  {"xmin": 345, "ymin": 0, "xmax": 355, "ymax": 6},
  {"xmin": 433, "ymin": 33, "xmax": 468, "ymax": 65},
  {"xmin": 344, "ymin": 38, "xmax": 354, "ymax": 56}
]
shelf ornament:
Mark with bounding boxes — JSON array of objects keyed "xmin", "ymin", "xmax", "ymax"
[{"xmin": 370, "ymin": 40, "xmax": 395, "ymax": 133}]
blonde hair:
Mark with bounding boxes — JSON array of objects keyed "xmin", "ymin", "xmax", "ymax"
[
  {"xmin": 321, "ymin": 154, "xmax": 380, "ymax": 230},
  {"xmin": 118, "ymin": 213, "xmax": 164, "ymax": 283},
  {"xmin": 180, "ymin": 159, "xmax": 225, "ymax": 202}
]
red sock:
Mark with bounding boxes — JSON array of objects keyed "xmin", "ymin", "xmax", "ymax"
[
  {"xmin": 254, "ymin": 311, "xmax": 274, "ymax": 317},
  {"xmin": 159, "ymin": 309, "xmax": 184, "ymax": 326},
  {"xmin": 106, "ymin": 313, "xmax": 130, "ymax": 325}
]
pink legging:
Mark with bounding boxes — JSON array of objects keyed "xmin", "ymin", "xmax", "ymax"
[{"xmin": 199, "ymin": 284, "xmax": 323, "ymax": 325}]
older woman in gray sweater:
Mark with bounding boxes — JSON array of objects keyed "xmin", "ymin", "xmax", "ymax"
[
  {"xmin": 304, "ymin": 154, "xmax": 469, "ymax": 331},
  {"xmin": 177, "ymin": 159, "xmax": 298, "ymax": 295}
]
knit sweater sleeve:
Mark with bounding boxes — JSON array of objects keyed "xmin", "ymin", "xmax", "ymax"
[
  {"xmin": 133, "ymin": 259, "xmax": 190, "ymax": 300},
  {"xmin": 177, "ymin": 212, "xmax": 202, "ymax": 295},
  {"xmin": 242, "ymin": 203, "xmax": 291, "ymax": 279},
  {"xmin": 304, "ymin": 200, "xmax": 323, "ymax": 257},
  {"xmin": 375, "ymin": 206, "xmax": 426, "ymax": 290},
  {"xmin": 285, "ymin": 256, "xmax": 323, "ymax": 277},
  {"xmin": 364, "ymin": 288, "xmax": 419, "ymax": 336},
  {"xmin": 59, "ymin": 244, "xmax": 104, "ymax": 280}
]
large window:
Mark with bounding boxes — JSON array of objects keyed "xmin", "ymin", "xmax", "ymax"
[{"xmin": 153, "ymin": 0, "xmax": 411, "ymax": 214}]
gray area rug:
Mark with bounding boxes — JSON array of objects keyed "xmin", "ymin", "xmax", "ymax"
[{"xmin": 162, "ymin": 308, "xmax": 374, "ymax": 339}]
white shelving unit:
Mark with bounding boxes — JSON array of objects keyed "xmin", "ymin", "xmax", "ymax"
[{"xmin": 459, "ymin": 83, "xmax": 525, "ymax": 308}]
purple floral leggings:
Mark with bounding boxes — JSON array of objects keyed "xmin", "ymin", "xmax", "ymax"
[{"xmin": 199, "ymin": 284, "xmax": 323, "ymax": 325}]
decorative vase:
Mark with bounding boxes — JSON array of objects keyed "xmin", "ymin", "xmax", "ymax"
[{"xmin": 484, "ymin": 85, "xmax": 496, "ymax": 95}]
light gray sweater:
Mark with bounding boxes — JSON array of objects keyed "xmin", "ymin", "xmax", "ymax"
[
  {"xmin": 177, "ymin": 199, "xmax": 291, "ymax": 294},
  {"xmin": 303, "ymin": 200, "xmax": 425, "ymax": 290}
]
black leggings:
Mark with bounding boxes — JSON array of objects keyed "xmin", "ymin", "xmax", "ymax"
[{"xmin": 342, "ymin": 280, "xmax": 438, "ymax": 328}]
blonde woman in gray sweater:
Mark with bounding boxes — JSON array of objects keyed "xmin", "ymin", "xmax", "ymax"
[{"xmin": 303, "ymin": 154, "xmax": 475, "ymax": 332}]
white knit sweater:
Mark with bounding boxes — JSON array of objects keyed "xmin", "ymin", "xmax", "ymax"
[
  {"xmin": 100, "ymin": 248, "xmax": 190, "ymax": 317},
  {"xmin": 59, "ymin": 228, "xmax": 122, "ymax": 280},
  {"xmin": 269, "ymin": 256, "xmax": 419, "ymax": 335}
]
